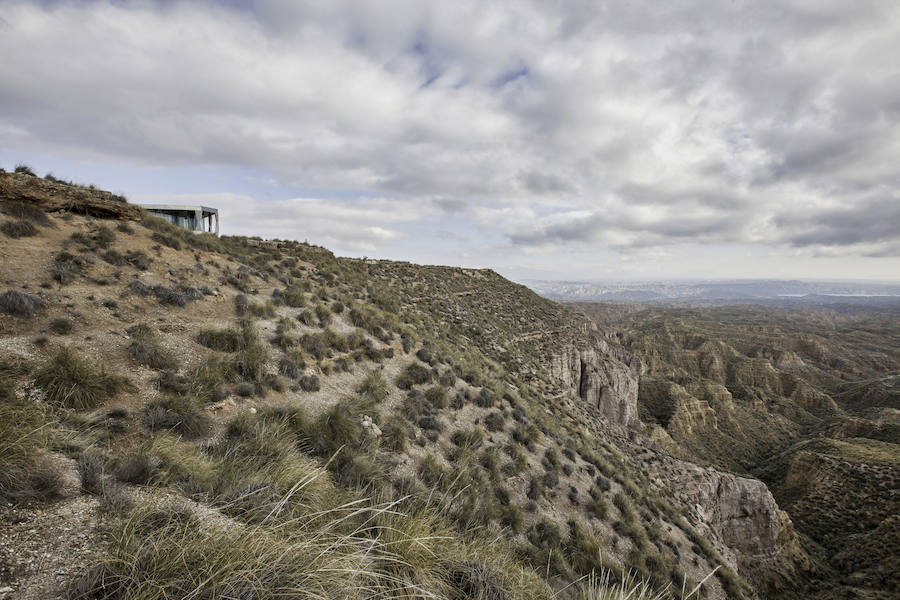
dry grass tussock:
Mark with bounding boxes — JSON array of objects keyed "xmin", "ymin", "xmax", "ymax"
[
  {"xmin": 0, "ymin": 396, "xmax": 63, "ymax": 501},
  {"xmin": 67, "ymin": 473, "xmax": 553, "ymax": 600},
  {"xmin": 573, "ymin": 566, "xmax": 719, "ymax": 600},
  {"xmin": 34, "ymin": 347, "xmax": 132, "ymax": 410}
]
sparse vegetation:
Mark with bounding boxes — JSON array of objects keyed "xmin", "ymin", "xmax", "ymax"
[
  {"xmin": 0, "ymin": 289, "xmax": 45, "ymax": 318},
  {"xmin": 49, "ymin": 317, "xmax": 75, "ymax": 334},
  {"xmin": 127, "ymin": 323, "xmax": 178, "ymax": 370},
  {"xmin": 34, "ymin": 347, "xmax": 131, "ymax": 410},
  {"xmin": 144, "ymin": 395, "xmax": 211, "ymax": 439},
  {"xmin": 0, "ymin": 396, "xmax": 61, "ymax": 501},
  {"xmin": 357, "ymin": 369, "xmax": 389, "ymax": 403},
  {"xmin": 1, "ymin": 219, "xmax": 39, "ymax": 238},
  {"xmin": 1, "ymin": 174, "xmax": 856, "ymax": 600},
  {"xmin": 1, "ymin": 200, "xmax": 51, "ymax": 225},
  {"xmin": 396, "ymin": 361, "xmax": 432, "ymax": 389}
]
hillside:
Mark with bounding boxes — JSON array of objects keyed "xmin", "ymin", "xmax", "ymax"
[
  {"xmin": 0, "ymin": 170, "xmax": 820, "ymax": 600},
  {"xmin": 577, "ymin": 302, "xmax": 900, "ymax": 599}
]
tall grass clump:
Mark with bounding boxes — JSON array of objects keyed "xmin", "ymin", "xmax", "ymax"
[
  {"xmin": 144, "ymin": 395, "xmax": 211, "ymax": 440},
  {"xmin": 127, "ymin": 323, "xmax": 178, "ymax": 370},
  {"xmin": 357, "ymin": 369, "xmax": 389, "ymax": 403},
  {"xmin": 1, "ymin": 219, "xmax": 39, "ymax": 238},
  {"xmin": 67, "ymin": 501, "xmax": 373, "ymax": 600},
  {"xmin": 396, "ymin": 361, "xmax": 432, "ymax": 390},
  {"xmin": 0, "ymin": 289, "xmax": 45, "ymax": 318},
  {"xmin": 0, "ymin": 397, "xmax": 62, "ymax": 500},
  {"xmin": 1, "ymin": 200, "xmax": 51, "ymax": 225},
  {"xmin": 34, "ymin": 347, "xmax": 131, "ymax": 410},
  {"xmin": 197, "ymin": 328, "xmax": 243, "ymax": 352}
]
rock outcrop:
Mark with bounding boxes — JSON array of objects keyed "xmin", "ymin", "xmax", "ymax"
[
  {"xmin": 550, "ymin": 337, "xmax": 641, "ymax": 426},
  {"xmin": 0, "ymin": 172, "xmax": 142, "ymax": 220},
  {"xmin": 654, "ymin": 459, "xmax": 809, "ymax": 592}
]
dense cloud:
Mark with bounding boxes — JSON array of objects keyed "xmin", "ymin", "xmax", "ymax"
[{"xmin": 1, "ymin": 0, "xmax": 899, "ymax": 274}]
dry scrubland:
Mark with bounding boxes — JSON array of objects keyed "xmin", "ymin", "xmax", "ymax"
[{"xmin": 0, "ymin": 169, "xmax": 895, "ymax": 600}]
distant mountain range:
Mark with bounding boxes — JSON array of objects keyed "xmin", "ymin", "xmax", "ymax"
[{"xmin": 522, "ymin": 279, "xmax": 900, "ymax": 307}]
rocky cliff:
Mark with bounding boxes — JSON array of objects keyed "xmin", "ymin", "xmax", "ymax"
[
  {"xmin": 650, "ymin": 455, "xmax": 809, "ymax": 594},
  {"xmin": 0, "ymin": 172, "xmax": 142, "ymax": 220},
  {"xmin": 549, "ymin": 338, "xmax": 642, "ymax": 426}
]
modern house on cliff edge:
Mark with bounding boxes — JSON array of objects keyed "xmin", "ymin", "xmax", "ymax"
[{"xmin": 140, "ymin": 204, "xmax": 219, "ymax": 235}]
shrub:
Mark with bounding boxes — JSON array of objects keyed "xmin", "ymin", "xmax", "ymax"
[
  {"xmin": 13, "ymin": 163, "xmax": 36, "ymax": 176},
  {"xmin": 235, "ymin": 382, "xmax": 256, "ymax": 397},
  {"xmin": 357, "ymin": 369, "xmax": 389, "ymax": 403},
  {"xmin": 416, "ymin": 348, "xmax": 434, "ymax": 365},
  {"xmin": 475, "ymin": 388, "xmax": 495, "ymax": 408},
  {"xmin": 127, "ymin": 323, "xmax": 178, "ymax": 370},
  {"xmin": 273, "ymin": 285, "xmax": 306, "ymax": 307},
  {"xmin": 418, "ymin": 415, "xmax": 442, "ymax": 432},
  {"xmin": 381, "ymin": 417, "xmax": 412, "ymax": 453},
  {"xmin": 542, "ymin": 448, "xmax": 560, "ymax": 471},
  {"xmin": 541, "ymin": 470, "xmax": 559, "ymax": 489},
  {"xmin": 197, "ymin": 328, "xmax": 242, "ymax": 352},
  {"xmin": 300, "ymin": 332, "xmax": 327, "ymax": 359},
  {"xmin": 525, "ymin": 477, "xmax": 543, "ymax": 501},
  {"xmin": 484, "ymin": 411, "xmax": 506, "ymax": 432},
  {"xmin": 423, "ymin": 385, "xmax": 448, "ymax": 410},
  {"xmin": 34, "ymin": 347, "xmax": 131, "ymax": 410},
  {"xmin": 51, "ymin": 252, "xmax": 84, "ymax": 285},
  {"xmin": 1, "ymin": 219, "xmax": 38, "ymax": 238},
  {"xmin": 103, "ymin": 249, "xmax": 150, "ymax": 270},
  {"xmin": 306, "ymin": 399, "xmax": 367, "ymax": 457},
  {"xmin": 0, "ymin": 290, "xmax": 45, "ymax": 318},
  {"xmin": 151, "ymin": 231, "xmax": 182, "ymax": 250},
  {"xmin": 396, "ymin": 362, "xmax": 432, "ymax": 390},
  {"xmin": 527, "ymin": 519, "xmax": 562, "ymax": 550},
  {"xmin": 278, "ymin": 354, "xmax": 304, "ymax": 379},
  {"xmin": 1, "ymin": 200, "xmax": 50, "ymax": 225},
  {"xmin": 451, "ymin": 428, "xmax": 485, "ymax": 450},
  {"xmin": 152, "ymin": 284, "xmax": 203, "ymax": 307},
  {"xmin": 438, "ymin": 369, "xmax": 456, "ymax": 387},
  {"xmin": 315, "ymin": 302, "xmax": 332, "ymax": 326},
  {"xmin": 498, "ymin": 504, "xmax": 524, "ymax": 533},
  {"xmin": 71, "ymin": 225, "xmax": 116, "ymax": 250},
  {"xmin": 144, "ymin": 395, "xmax": 211, "ymax": 439},
  {"xmin": 232, "ymin": 325, "xmax": 268, "ymax": 384},
  {"xmin": 299, "ymin": 375, "xmax": 320, "ymax": 392},
  {"xmin": 0, "ymin": 398, "xmax": 62, "ymax": 501},
  {"xmin": 418, "ymin": 454, "xmax": 447, "ymax": 487},
  {"xmin": 77, "ymin": 450, "xmax": 110, "ymax": 495},
  {"xmin": 512, "ymin": 423, "xmax": 540, "ymax": 450},
  {"xmin": 297, "ymin": 308, "xmax": 316, "ymax": 326},
  {"xmin": 114, "ymin": 452, "xmax": 160, "ymax": 485},
  {"xmin": 265, "ymin": 374, "xmax": 285, "ymax": 393}
]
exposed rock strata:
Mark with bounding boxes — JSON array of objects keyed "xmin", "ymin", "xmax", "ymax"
[
  {"xmin": 0, "ymin": 172, "xmax": 142, "ymax": 220},
  {"xmin": 549, "ymin": 338, "xmax": 641, "ymax": 426},
  {"xmin": 652, "ymin": 458, "xmax": 808, "ymax": 592}
]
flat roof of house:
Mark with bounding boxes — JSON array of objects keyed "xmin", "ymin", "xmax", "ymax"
[{"xmin": 139, "ymin": 204, "xmax": 218, "ymax": 213}]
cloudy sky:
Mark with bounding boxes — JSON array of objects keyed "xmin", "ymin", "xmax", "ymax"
[{"xmin": 2, "ymin": 0, "xmax": 899, "ymax": 281}]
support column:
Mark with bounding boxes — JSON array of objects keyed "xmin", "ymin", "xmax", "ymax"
[
  {"xmin": 214, "ymin": 211, "xmax": 219, "ymax": 235},
  {"xmin": 194, "ymin": 209, "xmax": 203, "ymax": 232}
]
